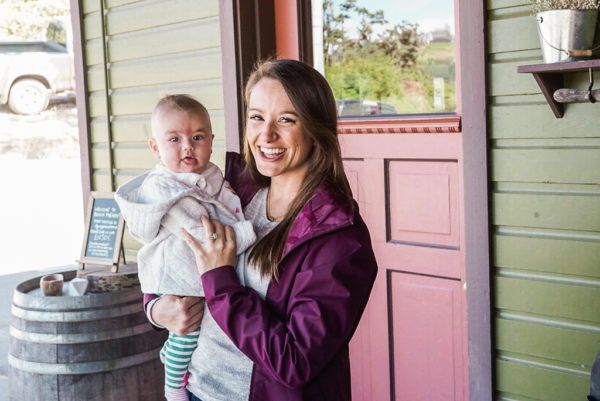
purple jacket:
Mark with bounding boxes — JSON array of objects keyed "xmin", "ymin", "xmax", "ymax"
[{"xmin": 146, "ymin": 152, "xmax": 378, "ymax": 400}]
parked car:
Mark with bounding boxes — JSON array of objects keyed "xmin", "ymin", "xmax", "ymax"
[
  {"xmin": 0, "ymin": 18, "xmax": 74, "ymax": 115},
  {"xmin": 336, "ymin": 99, "xmax": 398, "ymax": 117}
]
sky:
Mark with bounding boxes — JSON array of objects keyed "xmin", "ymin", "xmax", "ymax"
[{"xmin": 336, "ymin": 0, "xmax": 455, "ymax": 37}]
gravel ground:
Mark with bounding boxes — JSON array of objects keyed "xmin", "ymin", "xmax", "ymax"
[
  {"xmin": 0, "ymin": 98, "xmax": 80, "ymax": 160},
  {"xmin": 0, "ymin": 97, "xmax": 84, "ymax": 275}
]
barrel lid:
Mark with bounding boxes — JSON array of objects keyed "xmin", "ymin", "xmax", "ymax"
[{"xmin": 12, "ymin": 270, "xmax": 142, "ymax": 310}]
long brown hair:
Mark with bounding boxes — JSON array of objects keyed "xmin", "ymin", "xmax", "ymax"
[{"xmin": 243, "ymin": 59, "xmax": 354, "ymax": 279}]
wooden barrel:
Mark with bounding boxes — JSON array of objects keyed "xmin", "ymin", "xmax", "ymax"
[{"xmin": 8, "ymin": 270, "xmax": 168, "ymax": 401}]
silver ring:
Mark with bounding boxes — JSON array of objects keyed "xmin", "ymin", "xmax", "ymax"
[{"xmin": 208, "ymin": 233, "xmax": 218, "ymax": 240}]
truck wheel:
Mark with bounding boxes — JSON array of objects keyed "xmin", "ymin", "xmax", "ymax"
[{"xmin": 8, "ymin": 79, "xmax": 50, "ymax": 115}]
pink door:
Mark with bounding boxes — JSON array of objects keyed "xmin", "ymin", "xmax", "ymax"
[
  {"xmin": 270, "ymin": 1, "xmax": 487, "ymax": 398},
  {"xmin": 340, "ymin": 124, "xmax": 468, "ymax": 401}
]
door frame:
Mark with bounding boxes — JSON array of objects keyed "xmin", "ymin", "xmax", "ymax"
[
  {"xmin": 455, "ymin": 1, "xmax": 492, "ymax": 399},
  {"xmin": 269, "ymin": 3, "xmax": 493, "ymax": 396},
  {"xmin": 218, "ymin": 0, "xmax": 491, "ymax": 398}
]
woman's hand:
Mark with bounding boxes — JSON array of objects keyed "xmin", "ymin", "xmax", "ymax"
[
  {"xmin": 181, "ymin": 216, "xmax": 238, "ymax": 275},
  {"xmin": 151, "ymin": 295, "xmax": 205, "ymax": 336}
]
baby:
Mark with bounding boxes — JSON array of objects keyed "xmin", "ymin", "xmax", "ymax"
[{"xmin": 115, "ymin": 94, "xmax": 255, "ymax": 401}]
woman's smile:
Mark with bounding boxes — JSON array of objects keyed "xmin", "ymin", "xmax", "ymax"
[{"xmin": 258, "ymin": 146, "xmax": 286, "ymax": 160}]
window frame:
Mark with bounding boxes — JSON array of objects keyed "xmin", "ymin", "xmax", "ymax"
[{"xmin": 288, "ymin": 0, "xmax": 462, "ymax": 132}]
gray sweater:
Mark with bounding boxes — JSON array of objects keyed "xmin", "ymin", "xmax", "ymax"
[{"xmin": 187, "ymin": 188, "xmax": 277, "ymax": 401}]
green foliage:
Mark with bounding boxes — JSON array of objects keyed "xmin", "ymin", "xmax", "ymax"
[
  {"xmin": 529, "ymin": 0, "xmax": 599, "ymax": 13},
  {"xmin": 0, "ymin": 0, "xmax": 70, "ymax": 41},
  {"xmin": 326, "ymin": 52, "xmax": 405, "ymax": 101},
  {"xmin": 322, "ymin": 1, "xmax": 456, "ymax": 114},
  {"xmin": 377, "ymin": 22, "xmax": 421, "ymax": 68}
]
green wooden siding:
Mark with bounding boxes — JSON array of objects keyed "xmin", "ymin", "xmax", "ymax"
[
  {"xmin": 488, "ymin": 1, "xmax": 600, "ymax": 399},
  {"xmin": 80, "ymin": 0, "xmax": 225, "ymax": 259}
]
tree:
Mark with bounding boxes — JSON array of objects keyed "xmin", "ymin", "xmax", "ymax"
[
  {"xmin": 353, "ymin": 6, "xmax": 386, "ymax": 49},
  {"xmin": 322, "ymin": 0, "xmax": 346, "ymax": 66},
  {"xmin": 377, "ymin": 22, "xmax": 422, "ymax": 68},
  {"xmin": 322, "ymin": 0, "xmax": 386, "ymax": 65},
  {"xmin": 0, "ymin": 0, "xmax": 70, "ymax": 41}
]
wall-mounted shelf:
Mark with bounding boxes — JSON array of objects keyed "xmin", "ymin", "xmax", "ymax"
[{"xmin": 517, "ymin": 59, "xmax": 600, "ymax": 118}]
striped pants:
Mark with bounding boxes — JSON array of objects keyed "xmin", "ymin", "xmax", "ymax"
[{"xmin": 160, "ymin": 326, "xmax": 201, "ymax": 393}]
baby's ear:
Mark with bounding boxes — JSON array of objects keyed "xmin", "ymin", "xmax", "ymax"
[{"xmin": 148, "ymin": 138, "xmax": 160, "ymax": 159}]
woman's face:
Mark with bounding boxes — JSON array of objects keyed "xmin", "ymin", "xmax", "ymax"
[{"xmin": 246, "ymin": 78, "xmax": 313, "ymax": 184}]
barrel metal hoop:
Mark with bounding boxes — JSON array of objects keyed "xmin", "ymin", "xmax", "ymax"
[
  {"xmin": 9, "ymin": 323, "xmax": 154, "ymax": 344},
  {"xmin": 8, "ymin": 347, "xmax": 162, "ymax": 375},
  {"xmin": 11, "ymin": 302, "xmax": 142, "ymax": 322},
  {"xmin": 12, "ymin": 288, "xmax": 142, "ymax": 311}
]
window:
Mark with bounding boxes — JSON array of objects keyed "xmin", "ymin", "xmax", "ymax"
[{"xmin": 313, "ymin": 0, "xmax": 456, "ymax": 117}]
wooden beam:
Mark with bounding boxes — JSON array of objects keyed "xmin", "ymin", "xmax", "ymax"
[
  {"xmin": 70, "ymin": 0, "xmax": 92, "ymax": 214},
  {"xmin": 457, "ymin": 0, "xmax": 493, "ymax": 399},
  {"xmin": 219, "ymin": 0, "xmax": 277, "ymax": 153}
]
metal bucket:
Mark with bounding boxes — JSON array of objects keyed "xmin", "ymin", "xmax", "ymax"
[{"xmin": 536, "ymin": 9, "xmax": 599, "ymax": 63}]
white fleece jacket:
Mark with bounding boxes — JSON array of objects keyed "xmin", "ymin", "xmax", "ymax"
[{"xmin": 115, "ymin": 163, "xmax": 256, "ymax": 296}]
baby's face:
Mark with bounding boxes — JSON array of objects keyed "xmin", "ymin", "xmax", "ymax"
[{"xmin": 149, "ymin": 108, "xmax": 213, "ymax": 174}]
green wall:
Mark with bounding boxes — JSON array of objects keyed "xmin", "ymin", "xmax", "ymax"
[
  {"xmin": 80, "ymin": 0, "xmax": 225, "ymax": 259},
  {"xmin": 487, "ymin": 1, "xmax": 600, "ymax": 399},
  {"xmin": 75, "ymin": 1, "xmax": 600, "ymax": 398}
]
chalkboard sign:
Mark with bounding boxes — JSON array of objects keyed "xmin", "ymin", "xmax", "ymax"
[{"xmin": 79, "ymin": 192, "xmax": 125, "ymax": 271}]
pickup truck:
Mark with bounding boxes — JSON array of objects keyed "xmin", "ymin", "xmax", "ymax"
[{"xmin": 0, "ymin": 18, "xmax": 75, "ymax": 115}]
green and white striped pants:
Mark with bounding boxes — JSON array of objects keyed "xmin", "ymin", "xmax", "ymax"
[{"xmin": 160, "ymin": 326, "xmax": 201, "ymax": 390}]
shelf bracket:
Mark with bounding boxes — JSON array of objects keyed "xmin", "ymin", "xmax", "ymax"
[
  {"xmin": 531, "ymin": 72, "xmax": 564, "ymax": 118},
  {"xmin": 517, "ymin": 59, "xmax": 600, "ymax": 118}
]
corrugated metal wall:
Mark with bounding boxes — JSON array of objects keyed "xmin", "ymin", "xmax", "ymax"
[
  {"xmin": 80, "ymin": 0, "xmax": 224, "ymax": 259},
  {"xmin": 487, "ymin": 1, "xmax": 600, "ymax": 399}
]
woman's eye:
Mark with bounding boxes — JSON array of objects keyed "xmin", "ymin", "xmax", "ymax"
[
  {"xmin": 249, "ymin": 114, "xmax": 263, "ymax": 121},
  {"xmin": 280, "ymin": 116, "xmax": 296, "ymax": 124}
]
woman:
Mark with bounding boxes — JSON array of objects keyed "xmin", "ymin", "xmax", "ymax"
[{"xmin": 148, "ymin": 59, "xmax": 378, "ymax": 401}]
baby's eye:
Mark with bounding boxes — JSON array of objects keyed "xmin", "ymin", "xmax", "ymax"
[
  {"xmin": 193, "ymin": 135, "xmax": 204, "ymax": 141},
  {"xmin": 169, "ymin": 137, "xmax": 179, "ymax": 143}
]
